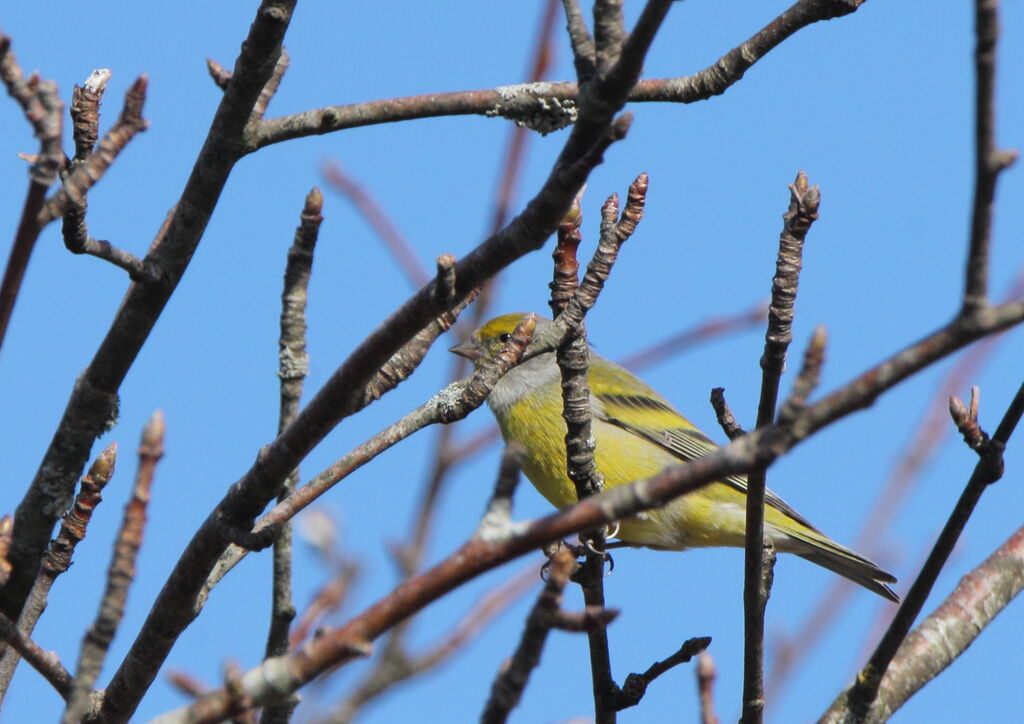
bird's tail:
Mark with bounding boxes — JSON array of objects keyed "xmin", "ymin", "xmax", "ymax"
[{"xmin": 780, "ymin": 529, "xmax": 899, "ymax": 603}]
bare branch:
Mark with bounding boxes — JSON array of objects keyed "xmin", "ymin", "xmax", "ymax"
[
  {"xmin": 0, "ymin": 611, "xmax": 72, "ymax": 699},
  {"xmin": 963, "ymin": 0, "xmax": 1019, "ymax": 311},
  {"xmin": 562, "ymin": 0, "xmax": 596, "ymax": 81},
  {"xmin": 60, "ymin": 72, "xmax": 152, "ymax": 279},
  {"xmin": 853, "ymin": 522, "xmax": 1024, "ymax": 721},
  {"xmin": 261, "ymin": 187, "xmax": 323, "ymax": 724},
  {"xmin": 39, "ymin": 74, "xmax": 150, "ymax": 225},
  {"xmin": 0, "ymin": 35, "xmax": 64, "ymax": 352},
  {"xmin": 741, "ymin": 172, "xmax": 819, "ymax": 724},
  {"xmin": 1, "ymin": 2, "xmax": 299, "ymax": 635},
  {"xmin": 710, "ymin": 387, "xmax": 746, "ymax": 441},
  {"xmin": 613, "ymin": 637, "xmax": 712, "ymax": 711},
  {"xmin": 251, "ymin": 0, "xmax": 867, "ymax": 149},
  {"xmin": 480, "ymin": 550, "xmax": 575, "ymax": 724},
  {"xmin": 698, "ymin": 652, "xmax": 720, "ymax": 724},
  {"xmin": 63, "ymin": 412, "xmax": 164, "ymax": 724},
  {"xmin": 834, "ymin": 379, "xmax": 1024, "ymax": 720},
  {"xmin": 0, "ymin": 444, "xmax": 116, "ymax": 700},
  {"xmin": 321, "ymin": 161, "xmax": 430, "ymax": 288}
]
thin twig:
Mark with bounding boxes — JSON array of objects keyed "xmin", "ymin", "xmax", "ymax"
[
  {"xmin": 562, "ymin": 0, "xmax": 596, "ymax": 81},
  {"xmin": 613, "ymin": 637, "xmax": 712, "ymax": 711},
  {"xmin": 619, "ymin": 302, "xmax": 767, "ymax": 371},
  {"xmin": 832, "ymin": 521, "xmax": 1024, "ymax": 723},
  {"xmin": 0, "ymin": 444, "xmax": 116, "ymax": 701},
  {"xmin": 710, "ymin": 388, "xmax": 746, "ymax": 441},
  {"xmin": 0, "ymin": 36, "xmax": 64, "ymax": 352},
  {"xmin": 251, "ymin": 47, "xmax": 289, "ymax": 120},
  {"xmin": 839, "ymin": 380, "xmax": 1024, "ymax": 720},
  {"xmin": 58, "ymin": 70, "xmax": 152, "ymax": 279},
  {"xmin": 328, "ymin": 564, "xmax": 538, "ymax": 724},
  {"xmin": 480, "ymin": 550, "xmax": 576, "ymax": 724},
  {"xmin": 0, "ymin": 611, "xmax": 72, "ymax": 699},
  {"xmin": 963, "ymin": 0, "xmax": 1018, "ymax": 311},
  {"xmin": 741, "ymin": 172, "xmax": 819, "ymax": 724},
  {"xmin": 147, "ymin": 287, "xmax": 1024, "ymax": 723},
  {"xmin": 64, "ymin": 412, "xmax": 164, "ymax": 724},
  {"xmin": 697, "ymin": 651, "xmax": 720, "ymax": 724},
  {"xmin": 767, "ymin": 272, "xmax": 1024, "ymax": 702},
  {"xmin": 287, "ymin": 560, "xmax": 360, "ymax": 650},
  {"xmin": 321, "ymin": 161, "xmax": 430, "ymax": 288},
  {"xmin": 199, "ymin": 308, "xmax": 530, "ymax": 598},
  {"xmin": 261, "ymin": 188, "xmax": 323, "ymax": 724},
  {"xmin": 39, "ymin": 74, "xmax": 150, "ymax": 225}
]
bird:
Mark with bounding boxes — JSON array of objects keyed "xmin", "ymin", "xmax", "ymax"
[{"xmin": 450, "ymin": 312, "xmax": 899, "ymax": 602}]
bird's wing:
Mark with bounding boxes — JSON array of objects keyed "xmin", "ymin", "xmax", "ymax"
[{"xmin": 594, "ymin": 389, "xmax": 820, "ymax": 532}]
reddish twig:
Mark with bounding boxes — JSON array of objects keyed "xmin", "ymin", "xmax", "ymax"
[
  {"xmin": 0, "ymin": 444, "xmax": 116, "ymax": 701},
  {"xmin": 698, "ymin": 651, "xmax": 720, "ymax": 724},
  {"xmin": 321, "ymin": 160, "xmax": 429, "ymax": 288}
]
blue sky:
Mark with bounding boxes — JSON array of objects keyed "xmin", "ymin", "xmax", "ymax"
[{"xmin": 1, "ymin": 2, "xmax": 1022, "ymax": 722}]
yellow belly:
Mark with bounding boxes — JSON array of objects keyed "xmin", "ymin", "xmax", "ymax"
[{"xmin": 497, "ymin": 397, "xmax": 752, "ymax": 551}]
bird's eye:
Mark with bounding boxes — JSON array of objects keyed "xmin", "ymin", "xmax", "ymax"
[{"xmin": 498, "ymin": 333, "xmax": 511, "ymax": 343}]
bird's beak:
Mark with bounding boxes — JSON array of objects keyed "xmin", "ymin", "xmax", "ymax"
[{"xmin": 449, "ymin": 338, "xmax": 484, "ymax": 361}]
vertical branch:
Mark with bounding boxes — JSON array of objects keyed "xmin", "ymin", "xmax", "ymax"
[
  {"xmin": 741, "ymin": 172, "xmax": 819, "ymax": 724},
  {"xmin": 550, "ymin": 189, "xmax": 617, "ymax": 723},
  {"xmin": 63, "ymin": 412, "xmax": 164, "ymax": 724},
  {"xmin": 556, "ymin": 276, "xmax": 617, "ymax": 724},
  {"xmin": 697, "ymin": 652, "xmax": 720, "ymax": 724},
  {"xmin": 0, "ymin": 34, "xmax": 64, "ymax": 352},
  {"xmin": 963, "ymin": 0, "xmax": 1017, "ymax": 311},
  {"xmin": 261, "ymin": 188, "xmax": 323, "ymax": 724},
  {"xmin": 551, "ymin": 175, "xmax": 647, "ymax": 724}
]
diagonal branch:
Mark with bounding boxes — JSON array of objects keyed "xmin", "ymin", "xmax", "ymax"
[
  {"xmin": 1, "ymin": 0, "xmax": 298, "ymax": 630},
  {"xmin": 831, "ymin": 380, "xmax": 1024, "ymax": 721}
]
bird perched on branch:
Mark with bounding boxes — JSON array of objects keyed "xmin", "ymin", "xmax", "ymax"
[{"xmin": 450, "ymin": 312, "xmax": 898, "ymax": 602}]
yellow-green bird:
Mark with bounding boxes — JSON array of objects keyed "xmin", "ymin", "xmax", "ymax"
[{"xmin": 451, "ymin": 312, "xmax": 898, "ymax": 602}]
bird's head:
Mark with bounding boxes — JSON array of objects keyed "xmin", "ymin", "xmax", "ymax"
[{"xmin": 449, "ymin": 312, "xmax": 543, "ymax": 367}]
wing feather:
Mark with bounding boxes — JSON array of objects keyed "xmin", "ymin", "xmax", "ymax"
[{"xmin": 594, "ymin": 389, "xmax": 820, "ymax": 533}]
